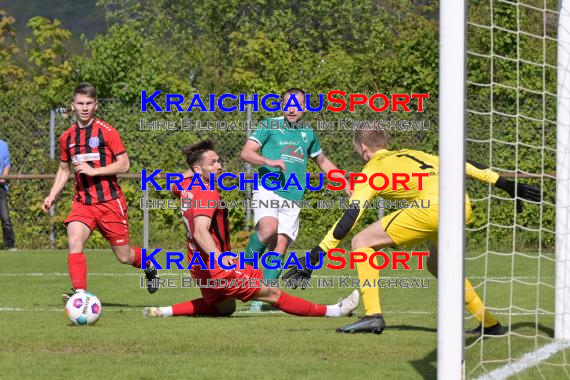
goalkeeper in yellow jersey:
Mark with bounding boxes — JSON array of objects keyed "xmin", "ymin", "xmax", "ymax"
[{"xmin": 283, "ymin": 128, "xmax": 541, "ymax": 334}]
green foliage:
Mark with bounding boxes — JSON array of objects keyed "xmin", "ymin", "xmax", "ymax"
[
  {"xmin": 74, "ymin": 21, "xmax": 193, "ymax": 102},
  {"xmin": 465, "ymin": 0, "xmax": 556, "ymax": 251},
  {"xmin": 0, "ymin": 0, "xmax": 557, "ymax": 252},
  {"xmin": 0, "ymin": 9, "xmax": 25, "ymax": 89},
  {"xmin": 25, "ymin": 16, "xmax": 73, "ymax": 105}
]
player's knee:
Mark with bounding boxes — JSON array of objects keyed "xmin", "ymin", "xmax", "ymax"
[
  {"xmin": 274, "ymin": 241, "xmax": 288, "ymax": 254},
  {"xmin": 218, "ymin": 303, "xmax": 236, "ymax": 317},
  {"xmin": 216, "ymin": 299, "xmax": 236, "ymax": 316},
  {"xmin": 275, "ymin": 235, "xmax": 290, "ymax": 250},
  {"xmin": 257, "ymin": 224, "xmax": 277, "ymax": 242},
  {"xmin": 351, "ymin": 234, "xmax": 365, "ymax": 250},
  {"xmin": 114, "ymin": 252, "xmax": 131, "ymax": 264},
  {"xmin": 257, "ymin": 286, "xmax": 281, "ymax": 304},
  {"xmin": 67, "ymin": 236, "xmax": 84, "ymax": 252},
  {"xmin": 267, "ymin": 287, "xmax": 282, "ymax": 303}
]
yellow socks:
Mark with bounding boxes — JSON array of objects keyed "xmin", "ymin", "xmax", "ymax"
[
  {"xmin": 465, "ymin": 278, "xmax": 498, "ymax": 327},
  {"xmin": 354, "ymin": 247, "xmax": 382, "ymax": 315},
  {"xmin": 352, "ymin": 249, "xmax": 497, "ymax": 326}
]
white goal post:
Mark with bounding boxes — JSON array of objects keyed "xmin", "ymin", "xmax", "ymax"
[
  {"xmin": 438, "ymin": 0, "xmax": 570, "ymax": 377},
  {"xmin": 555, "ymin": 0, "xmax": 570, "ymax": 342},
  {"xmin": 438, "ymin": 0, "xmax": 467, "ymax": 378}
]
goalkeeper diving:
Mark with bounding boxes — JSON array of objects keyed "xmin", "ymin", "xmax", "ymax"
[{"xmin": 284, "ymin": 127, "xmax": 542, "ymax": 334}]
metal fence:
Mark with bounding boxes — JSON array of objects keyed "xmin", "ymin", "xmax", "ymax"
[{"xmin": 0, "ymin": 98, "xmax": 434, "ymax": 249}]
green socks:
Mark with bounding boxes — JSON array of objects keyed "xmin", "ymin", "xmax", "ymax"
[
  {"xmin": 244, "ymin": 231, "xmax": 267, "ymax": 262},
  {"xmin": 244, "ymin": 231, "xmax": 285, "ymax": 280},
  {"xmin": 262, "ymin": 254, "xmax": 285, "ymax": 280}
]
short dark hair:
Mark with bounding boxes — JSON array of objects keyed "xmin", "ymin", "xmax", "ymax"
[
  {"xmin": 182, "ymin": 139, "xmax": 216, "ymax": 167},
  {"xmin": 72, "ymin": 82, "xmax": 97, "ymax": 100},
  {"xmin": 281, "ymin": 87, "xmax": 305, "ymax": 102},
  {"xmin": 353, "ymin": 128, "xmax": 389, "ymax": 150}
]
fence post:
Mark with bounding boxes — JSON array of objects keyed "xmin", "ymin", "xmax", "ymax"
[
  {"xmin": 143, "ymin": 189, "xmax": 149, "ymax": 248},
  {"xmin": 245, "ymin": 94, "xmax": 253, "ymax": 231},
  {"xmin": 48, "ymin": 109, "xmax": 56, "ymax": 249}
]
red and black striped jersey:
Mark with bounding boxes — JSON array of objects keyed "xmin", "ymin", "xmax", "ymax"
[
  {"xmin": 59, "ymin": 118, "xmax": 126, "ymax": 205},
  {"xmin": 173, "ymin": 178, "xmax": 231, "ymax": 268}
]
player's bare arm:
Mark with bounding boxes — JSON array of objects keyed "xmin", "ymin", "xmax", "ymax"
[
  {"xmin": 193, "ymin": 215, "xmax": 235, "ymax": 267},
  {"xmin": 240, "ymin": 139, "xmax": 286, "ymax": 171},
  {"xmin": 74, "ymin": 153, "xmax": 130, "ymax": 177},
  {"xmin": 42, "ymin": 161, "xmax": 71, "ymax": 212},
  {"xmin": 313, "ymin": 153, "xmax": 352, "ymax": 197}
]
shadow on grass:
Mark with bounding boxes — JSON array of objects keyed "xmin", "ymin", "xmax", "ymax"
[
  {"xmin": 101, "ymin": 302, "xmax": 152, "ymax": 308},
  {"xmin": 366, "ymin": 322, "xmax": 552, "ymax": 379},
  {"xmin": 509, "ymin": 322, "xmax": 554, "ymax": 338},
  {"xmin": 410, "ymin": 347, "xmax": 437, "ymax": 379},
  {"xmin": 465, "ymin": 321, "xmax": 554, "ymax": 346},
  {"xmin": 386, "ymin": 324, "xmax": 438, "ymax": 333}
]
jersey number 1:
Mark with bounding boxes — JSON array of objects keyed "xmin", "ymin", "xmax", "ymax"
[{"xmin": 396, "ymin": 154, "xmax": 434, "ymax": 170}]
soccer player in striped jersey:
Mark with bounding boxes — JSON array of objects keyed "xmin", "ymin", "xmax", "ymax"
[
  {"xmin": 42, "ymin": 83, "xmax": 159, "ymax": 299},
  {"xmin": 284, "ymin": 128, "xmax": 541, "ymax": 334},
  {"xmin": 143, "ymin": 140, "xmax": 359, "ymax": 320}
]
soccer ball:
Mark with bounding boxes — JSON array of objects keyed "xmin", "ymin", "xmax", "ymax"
[{"xmin": 65, "ymin": 291, "xmax": 102, "ymax": 326}]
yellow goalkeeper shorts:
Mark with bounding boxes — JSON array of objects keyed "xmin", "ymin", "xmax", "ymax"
[{"xmin": 380, "ymin": 197, "xmax": 473, "ymax": 247}]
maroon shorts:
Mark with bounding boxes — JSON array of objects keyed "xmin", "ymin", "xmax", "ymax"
[
  {"xmin": 64, "ymin": 197, "xmax": 130, "ymax": 246},
  {"xmin": 191, "ymin": 263, "xmax": 263, "ymax": 305}
]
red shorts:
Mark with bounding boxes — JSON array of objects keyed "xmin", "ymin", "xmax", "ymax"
[
  {"xmin": 64, "ymin": 197, "xmax": 130, "ymax": 246},
  {"xmin": 191, "ymin": 263, "xmax": 263, "ymax": 305}
]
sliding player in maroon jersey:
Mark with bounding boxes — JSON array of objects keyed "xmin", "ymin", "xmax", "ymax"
[
  {"xmin": 143, "ymin": 140, "xmax": 359, "ymax": 320},
  {"xmin": 42, "ymin": 83, "xmax": 159, "ymax": 299}
]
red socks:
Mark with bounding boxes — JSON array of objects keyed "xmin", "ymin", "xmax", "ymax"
[
  {"xmin": 274, "ymin": 291, "xmax": 326, "ymax": 317},
  {"xmin": 171, "ymin": 293, "xmax": 326, "ymax": 317},
  {"xmin": 130, "ymin": 246, "xmax": 153, "ymax": 269},
  {"xmin": 172, "ymin": 298, "xmax": 222, "ymax": 316},
  {"xmin": 68, "ymin": 252, "xmax": 87, "ymax": 290},
  {"xmin": 130, "ymin": 246, "xmax": 143, "ymax": 268}
]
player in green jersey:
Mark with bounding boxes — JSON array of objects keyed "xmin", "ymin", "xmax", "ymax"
[{"xmin": 240, "ymin": 88, "xmax": 347, "ymax": 312}]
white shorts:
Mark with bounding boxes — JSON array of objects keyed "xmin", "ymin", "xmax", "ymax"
[{"xmin": 252, "ymin": 188, "xmax": 301, "ymax": 241}]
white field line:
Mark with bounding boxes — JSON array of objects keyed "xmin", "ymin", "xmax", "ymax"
[
  {"xmin": 476, "ymin": 340, "xmax": 570, "ymax": 380},
  {"xmin": 0, "ymin": 306, "xmax": 552, "ymax": 317}
]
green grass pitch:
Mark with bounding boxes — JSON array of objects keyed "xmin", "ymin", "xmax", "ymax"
[{"xmin": 0, "ymin": 250, "xmax": 568, "ymax": 379}]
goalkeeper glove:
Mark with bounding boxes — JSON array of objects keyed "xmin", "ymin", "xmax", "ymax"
[
  {"xmin": 282, "ymin": 245, "xmax": 324, "ymax": 289},
  {"xmin": 495, "ymin": 176, "xmax": 542, "ymax": 213}
]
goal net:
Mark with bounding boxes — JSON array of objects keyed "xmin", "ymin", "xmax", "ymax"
[{"xmin": 461, "ymin": 0, "xmax": 570, "ymax": 377}]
